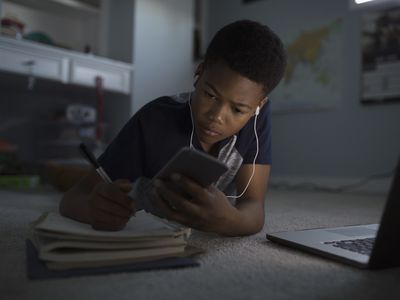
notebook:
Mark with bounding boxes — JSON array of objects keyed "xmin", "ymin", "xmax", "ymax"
[
  {"xmin": 26, "ymin": 240, "xmax": 200, "ymax": 280},
  {"xmin": 266, "ymin": 158, "xmax": 400, "ymax": 269},
  {"xmin": 28, "ymin": 210, "xmax": 202, "ymax": 276}
]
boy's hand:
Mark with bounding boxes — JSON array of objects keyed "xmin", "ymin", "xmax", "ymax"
[
  {"xmin": 151, "ymin": 174, "xmax": 236, "ymax": 233},
  {"xmin": 88, "ymin": 179, "xmax": 134, "ymax": 231}
]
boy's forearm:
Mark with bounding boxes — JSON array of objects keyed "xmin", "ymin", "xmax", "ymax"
[{"xmin": 219, "ymin": 199, "xmax": 265, "ymax": 236}]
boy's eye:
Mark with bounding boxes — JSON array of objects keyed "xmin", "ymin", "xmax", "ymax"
[
  {"xmin": 204, "ymin": 90, "xmax": 217, "ymax": 100},
  {"xmin": 233, "ymin": 107, "xmax": 245, "ymax": 114}
]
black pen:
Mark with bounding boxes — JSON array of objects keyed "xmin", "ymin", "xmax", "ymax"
[{"xmin": 79, "ymin": 143, "xmax": 112, "ymax": 183}]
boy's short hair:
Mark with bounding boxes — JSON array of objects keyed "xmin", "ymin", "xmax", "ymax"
[{"xmin": 204, "ymin": 20, "xmax": 287, "ymax": 96}]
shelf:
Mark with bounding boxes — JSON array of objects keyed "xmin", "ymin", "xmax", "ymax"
[
  {"xmin": 4, "ymin": 0, "xmax": 100, "ymax": 19},
  {"xmin": 0, "ymin": 36, "xmax": 133, "ymax": 94},
  {"xmin": 0, "ymin": 39, "xmax": 69, "ymax": 83}
]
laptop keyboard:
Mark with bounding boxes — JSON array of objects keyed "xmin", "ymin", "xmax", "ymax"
[{"xmin": 324, "ymin": 237, "xmax": 375, "ymax": 255}]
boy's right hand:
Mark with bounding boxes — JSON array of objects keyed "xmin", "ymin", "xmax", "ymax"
[{"xmin": 88, "ymin": 179, "xmax": 134, "ymax": 231}]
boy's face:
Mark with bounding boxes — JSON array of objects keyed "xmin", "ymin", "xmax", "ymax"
[{"xmin": 191, "ymin": 61, "xmax": 267, "ymax": 152}]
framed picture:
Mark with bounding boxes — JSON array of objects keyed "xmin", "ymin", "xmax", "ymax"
[{"xmin": 361, "ymin": 7, "xmax": 400, "ymax": 104}]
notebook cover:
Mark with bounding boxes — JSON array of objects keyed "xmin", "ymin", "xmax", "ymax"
[{"xmin": 26, "ymin": 240, "xmax": 200, "ymax": 280}]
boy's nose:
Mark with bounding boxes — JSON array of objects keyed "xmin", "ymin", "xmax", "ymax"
[{"xmin": 207, "ymin": 103, "xmax": 224, "ymax": 124}]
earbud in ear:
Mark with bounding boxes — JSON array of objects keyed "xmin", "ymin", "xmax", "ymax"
[
  {"xmin": 193, "ymin": 74, "xmax": 199, "ymax": 87},
  {"xmin": 255, "ymin": 106, "xmax": 260, "ymax": 116}
]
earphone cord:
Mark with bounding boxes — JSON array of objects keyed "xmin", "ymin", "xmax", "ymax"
[
  {"xmin": 188, "ymin": 99, "xmax": 195, "ymax": 148},
  {"xmin": 188, "ymin": 97, "xmax": 259, "ymax": 199},
  {"xmin": 226, "ymin": 113, "xmax": 259, "ymax": 199}
]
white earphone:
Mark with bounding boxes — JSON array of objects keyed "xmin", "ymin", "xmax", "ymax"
[
  {"xmin": 227, "ymin": 105, "xmax": 260, "ymax": 199},
  {"xmin": 188, "ymin": 98, "xmax": 260, "ymax": 199}
]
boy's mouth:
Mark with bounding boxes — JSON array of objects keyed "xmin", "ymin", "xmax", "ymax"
[{"xmin": 199, "ymin": 124, "xmax": 221, "ymax": 137}]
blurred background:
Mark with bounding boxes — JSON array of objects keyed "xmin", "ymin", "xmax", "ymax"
[{"xmin": 0, "ymin": 0, "xmax": 399, "ymax": 194}]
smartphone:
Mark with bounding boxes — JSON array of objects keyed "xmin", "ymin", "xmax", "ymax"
[{"xmin": 155, "ymin": 147, "xmax": 229, "ymax": 187}]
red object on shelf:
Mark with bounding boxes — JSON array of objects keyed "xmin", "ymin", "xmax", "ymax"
[
  {"xmin": 1, "ymin": 18, "xmax": 25, "ymax": 31},
  {"xmin": 95, "ymin": 76, "xmax": 104, "ymax": 142}
]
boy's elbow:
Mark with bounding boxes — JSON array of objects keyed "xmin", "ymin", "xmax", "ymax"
[
  {"xmin": 252, "ymin": 217, "xmax": 265, "ymax": 234},
  {"xmin": 224, "ymin": 216, "xmax": 265, "ymax": 237},
  {"xmin": 247, "ymin": 212, "xmax": 265, "ymax": 235}
]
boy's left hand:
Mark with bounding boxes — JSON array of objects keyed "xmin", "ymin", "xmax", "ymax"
[{"xmin": 151, "ymin": 173, "xmax": 236, "ymax": 233}]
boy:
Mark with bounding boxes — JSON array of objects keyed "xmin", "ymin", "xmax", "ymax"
[{"xmin": 60, "ymin": 20, "xmax": 286, "ymax": 236}]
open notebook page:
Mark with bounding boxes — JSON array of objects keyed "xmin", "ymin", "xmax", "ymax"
[{"xmin": 34, "ymin": 211, "xmax": 185, "ymax": 239}]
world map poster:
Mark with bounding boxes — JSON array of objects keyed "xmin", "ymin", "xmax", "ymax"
[{"xmin": 270, "ymin": 18, "xmax": 343, "ymax": 113}]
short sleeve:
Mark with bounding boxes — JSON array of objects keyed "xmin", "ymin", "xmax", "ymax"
[{"xmin": 97, "ymin": 113, "xmax": 146, "ymax": 182}]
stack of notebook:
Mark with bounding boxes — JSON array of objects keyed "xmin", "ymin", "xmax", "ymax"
[{"xmin": 28, "ymin": 211, "xmax": 196, "ymax": 271}]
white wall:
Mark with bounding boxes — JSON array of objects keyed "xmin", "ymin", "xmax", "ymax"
[
  {"xmin": 105, "ymin": 0, "xmax": 133, "ymax": 63},
  {"xmin": 131, "ymin": 0, "xmax": 194, "ymax": 114}
]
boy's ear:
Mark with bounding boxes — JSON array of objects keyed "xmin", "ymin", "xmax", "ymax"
[
  {"xmin": 258, "ymin": 96, "xmax": 269, "ymax": 109},
  {"xmin": 194, "ymin": 62, "xmax": 204, "ymax": 76},
  {"xmin": 194, "ymin": 62, "xmax": 204, "ymax": 84}
]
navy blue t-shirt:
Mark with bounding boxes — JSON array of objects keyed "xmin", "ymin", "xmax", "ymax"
[{"xmin": 98, "ymin": 92, "xmax": 271, "ymax": 192}]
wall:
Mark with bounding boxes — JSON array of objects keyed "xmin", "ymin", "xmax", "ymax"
[
  {"xmin": 104, "ymin": 0, "xmax": 133, "ymax": 63},
  {"xmin": 98, "ymin": 0, "xmax": 134, "ymax": 141},
  {"xmin": 204, "ymin": 0, "xmax": 400, "ymax": 183},
  {"xmin": 131, "ymin": 0, "xmax": 194, "ymax": 114},
  {"xmin": 101, "ymin": 0, "xmax": 195, "ymax": 136}
]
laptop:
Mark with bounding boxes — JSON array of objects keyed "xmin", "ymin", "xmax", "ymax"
[{"xmin": 266, "ymin": 159, "xmax": 400, "ymax": 269}]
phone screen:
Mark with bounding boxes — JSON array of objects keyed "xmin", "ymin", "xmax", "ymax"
[{"xmin": 155, "ymin": 147, "xmax": 228, "ymax": 187}]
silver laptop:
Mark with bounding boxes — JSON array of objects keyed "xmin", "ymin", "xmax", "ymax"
[{"xmin": 266, "ymin": 159, "xmax": 400, "ymax": 269}]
